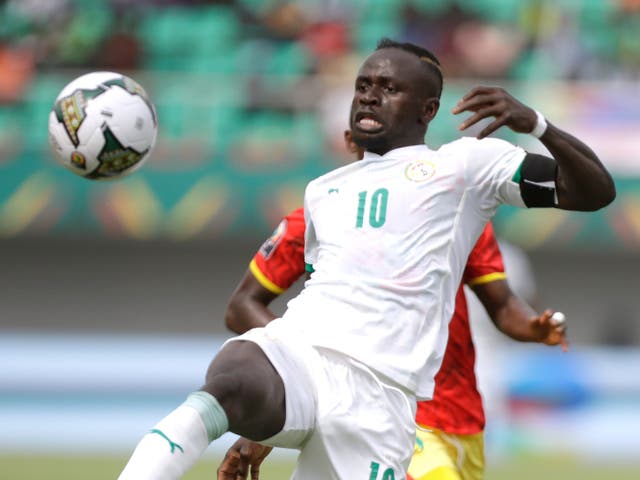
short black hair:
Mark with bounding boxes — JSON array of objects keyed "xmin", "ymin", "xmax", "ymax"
[{"xmin": 375, "ymin": 37, "xmax": 443, "ymax": 98}]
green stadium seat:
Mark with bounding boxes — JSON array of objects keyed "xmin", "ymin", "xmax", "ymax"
[
  {"xmin": 21, "ymin": 76, "xmax": 68, "ymax": 148},
  {"xmin": 353, "ymin": 20, "xmax": 402, "ymax": 54},
  {"xmin": 456, "ymin": 0, "xmax": 522, "ymax": 23},
  {"xmin": 139, "ymin": 6, "xmax": 240, "ymax": 72},
  {"xmin": 234, "ymin": 40, "xmax": 274, "ymax": 75},
  {"xmin": 355, "ymin": 0, "xmax": 404, "ymax": 22},
  {"xmin": 267, "ymin": 43, "xmax": 311, "ymax": 76},
  {"xmin": 291, "ymin": 113, "xmax": 323, "ymax": 157},
  {"xmin": 410, "ymin": 0, "xmax": 450, "ymax": 15}
]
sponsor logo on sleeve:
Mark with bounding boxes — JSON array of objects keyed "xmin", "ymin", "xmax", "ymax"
[{"xmin": 259, "ymin": 219, "xmax": 288, "ymax": 259}]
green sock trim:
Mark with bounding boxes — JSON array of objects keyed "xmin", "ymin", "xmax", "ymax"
[{"xmin": 184, "ymin": 391, "xmax": 229, "ymax": 443}]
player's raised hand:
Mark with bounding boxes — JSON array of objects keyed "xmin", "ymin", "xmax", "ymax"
[
  {"xmin": 217, "ymin": 437, "xmax": 273, "ymax": 480},
  {"xmin": 529, "ymin": 309, "xmax": 569, "ymax": 352},
  {"xmin": 452, "ymin": 86, "xmax": 538, "ymax": 139}
]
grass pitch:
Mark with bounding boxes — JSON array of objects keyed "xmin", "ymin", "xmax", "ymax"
[{"xmin": 1, "ymin": 453, "xmax": 639, "ymax": 479}]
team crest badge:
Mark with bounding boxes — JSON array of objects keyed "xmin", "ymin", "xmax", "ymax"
[
  {"xmin": 405, "ymin": 160, "xmax": 436, "ymax": 182},
  {"xmin": 259, "ymin": 219, "xmax": 288, "ymax": 259}
]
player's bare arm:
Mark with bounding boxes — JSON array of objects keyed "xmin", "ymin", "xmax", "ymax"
[
  {"xmin": 472, "ymin": 278, "xmax": 569, "ymax": 351},
  {"xmin": 225, "ymin": 271, "xmax": 278, "ymax": 334},
  {"xmin": 452, "ymin": 86, "xmax": 616, "ymax": 211},
  {"xmin": 217, "ymin": 437, "xmax": 273, "ymax": 480}
]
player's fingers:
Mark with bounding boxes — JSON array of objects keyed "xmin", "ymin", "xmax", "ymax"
[
  {"xmin": 539, "ymin": 309, "xmax": 554, "ymax": 325},
  {"xmin": 458, "ymin": 106, "xmax": 503, "ymax": 131},
  {"xmin": 477, "ymin": 116, "xmax": 508, "ymax": 139},
  {"xmin": 551, "ymin": 312, "xmax": 569, "ymax": 352},
  {"xmin": 555, "ymin": 324, "xmax": 569, "ymax": 351},
  {"xmin": 452, "ymin": 93, "xmax": 500, "ymax": 114},
  {"xmin": 250, "ymin": 464, "xmax": 261, "ymax": 480},
  {"xmin": 459, "ymin": 86, "xmax": 499, "ymax": 103},
  {"xmin": 217, "ymin": 452, "xmax": 241, "ymax": 479},
  {"xmin": 236, "ymin": 461, "xmax": 249, "ymax": 480}
]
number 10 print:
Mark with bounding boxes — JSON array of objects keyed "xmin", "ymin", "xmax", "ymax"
[{"xmin": 355, "ymin": 188, "xmax": 388, "ymax": 228}]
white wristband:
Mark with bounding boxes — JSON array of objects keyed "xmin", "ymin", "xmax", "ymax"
[{"xmin": 530, "ymin": 110, "xmax": 548, "ymax": 138}]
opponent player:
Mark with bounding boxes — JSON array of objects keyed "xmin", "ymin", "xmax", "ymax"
[
  {"xmin": 217, "ymin": 208, "xmax": 567, "ymax": 480},
  {"xmin": 118, "ymin": 38, "xmax": 615, "ymax": 479}
]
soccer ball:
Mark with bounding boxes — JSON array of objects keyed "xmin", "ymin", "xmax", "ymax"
[{"xmin": 48, "ymin": 71, "xmax": 158, "ymax": 180}]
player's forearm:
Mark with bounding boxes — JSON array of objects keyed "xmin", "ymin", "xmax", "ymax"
[
  {"xmin": 539, "ymin": 122, "xmax": 616, "ymax": 211},
  {"xmin": 492, "ymin": 296, "xmax": 541, "ymax": 343}
]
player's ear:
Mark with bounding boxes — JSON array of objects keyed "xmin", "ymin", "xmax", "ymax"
[{"xmin": 421, "ymin": 98, "xmax": 440, "ymax": 124}]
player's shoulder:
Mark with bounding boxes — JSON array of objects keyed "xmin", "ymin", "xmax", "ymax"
[
  {"xmin": 307, "ymin": 161, "xmax": 363, "ymax": 190},
  {"xmin": 284, "ymin": 207, "xmax": 304, "ymax": 224},
  {"xmin": 438, "ymin": 136, "xmax": 517, "ymax": 155},
  {"xmin": 283, "ymin": 207, "xmax": 306, "ymax": 237}
]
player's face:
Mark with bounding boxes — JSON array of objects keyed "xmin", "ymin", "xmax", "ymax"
[{"xmin": 350, "ymin": 49, "xmax": 436, "ymax": 155}]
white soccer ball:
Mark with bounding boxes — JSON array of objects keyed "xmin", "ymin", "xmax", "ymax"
[{"xmin": 48, "ymin": 71, "xmax": 158, "ymax": 180}]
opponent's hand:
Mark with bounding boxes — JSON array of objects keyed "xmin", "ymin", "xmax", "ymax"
[
  {"xmin": 529, "ymin": 309, "xmax": 569, "ymax": 352},
  {"xmin": 217, "ymin": 437, "xmax": 273, "ymax": 480},
  {"xmin": 452, "ymin": 86, "xmax": 538, "ymax": 139}
]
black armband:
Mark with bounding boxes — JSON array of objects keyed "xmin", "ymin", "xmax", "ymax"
[{"xmin": 517, "ymin": 153, "xmax": 558, "ymax": 207}]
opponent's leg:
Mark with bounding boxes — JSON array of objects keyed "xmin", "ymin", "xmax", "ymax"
[
  {"xmin": 406, "ymin": 428, "xmax": 460, "ymax": 480},
  {"xmin": 407, "ymin": 428, "xmax": 484, "ymax": 480},
  {"xmin": 118, "ymin": 341, "xmax": 285, "ymax": 480}
]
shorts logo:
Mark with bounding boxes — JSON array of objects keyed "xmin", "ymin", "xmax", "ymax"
[
  {"xmin": 259, "ymin": 219, "xmax": 288, "ymax": 259},
  {"xmin": 405, "ymin": 160, "xmax": 436, "ymax": 183}
]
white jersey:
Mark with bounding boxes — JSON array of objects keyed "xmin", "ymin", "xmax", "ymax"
[{"xmin": 280, "ymin": 137, "xmax": 527, "ymax": 400}]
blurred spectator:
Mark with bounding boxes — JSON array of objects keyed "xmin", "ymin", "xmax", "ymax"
[
  {"xmin": 0, "ymin": 41, "xmax": 35, "ymax": 104},
  {"xmin": 97, "ymin": 33, "xmax": 142, "ymax": 71}
]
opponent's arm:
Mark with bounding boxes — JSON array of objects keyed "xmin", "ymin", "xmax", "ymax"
[
  {"xmin": 452, "ymin": 86, "xmax": 616, "ymax": 211},
  {"xmin": 224, "ymin": 270, "xmax": 278, "ymax": 334},
  {"xmin": 472, "ymin": 278, "xmax": 568, "ymax": 351}
]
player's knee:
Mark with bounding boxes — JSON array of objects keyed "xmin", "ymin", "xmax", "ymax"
[
  {"xmin": 203, "ymin": 342, "xmax": 285, "ymax": 437},
  {"xmin": 205, "ymin": 341, "xmax": 282, "ymax": 397}
]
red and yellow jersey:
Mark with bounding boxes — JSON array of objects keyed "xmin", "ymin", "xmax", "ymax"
[
  {"xmin": 415, "ymin": 222, "xmax": 505, "ymax": 434},
  {"xmin": 250, "ymin": 209, "xmax": 505, "ymax": 435},
  {"xmin": 250, "ymin": 208, "xmax": 306, "ymax": 294}
]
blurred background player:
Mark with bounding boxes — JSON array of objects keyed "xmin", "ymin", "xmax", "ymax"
[{"xmin": 218, "ymin": 208, "xmax": 567, "ymax": 480}]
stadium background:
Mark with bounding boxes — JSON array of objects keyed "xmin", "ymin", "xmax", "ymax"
[{"xmin": 1, "ymin": 0, "xmax": 640, "ymax": 478}]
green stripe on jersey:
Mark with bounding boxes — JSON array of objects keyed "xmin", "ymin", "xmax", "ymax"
[{"xmin": 511, "ymin": 162, "xmax": 523, "ymax": 183}]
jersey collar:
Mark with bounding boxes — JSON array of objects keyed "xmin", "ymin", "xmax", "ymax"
[{"xmin": 362, "ymin": 144, "xmax": 432, "ymax": 162}]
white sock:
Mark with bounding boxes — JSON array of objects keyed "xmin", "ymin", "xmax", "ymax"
[{"xmin": 118, "ymin": 391, "xmax": 229, "ymax": 480}]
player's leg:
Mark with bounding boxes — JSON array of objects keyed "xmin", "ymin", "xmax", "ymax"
[
  {"xmin": 293, "ymin": 349, "xmax": 416, "ymax": 479},
  {"xmin": 203, "ymin": 340, "xmax": 286, "ymax": 439},
  {"xmin": 455, "ymin": 432, "xmax": 484, "ymax": 480},
  {"xmin": 118, "ymin": 340, "xmax": 285, "ymax": 480}
]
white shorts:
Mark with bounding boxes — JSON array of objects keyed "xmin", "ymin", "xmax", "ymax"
[{"xmin": 225, "ymin": 319, "xmax": 417, "ymax": 480}]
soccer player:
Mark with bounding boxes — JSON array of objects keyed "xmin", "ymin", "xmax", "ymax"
[
  {"xmin": 217, "ymin": 209, "xmax": 567, "ymax": 480},
  {"xmin": 118, "ymin": 38, "xmax": 615, "ymax": 480}
]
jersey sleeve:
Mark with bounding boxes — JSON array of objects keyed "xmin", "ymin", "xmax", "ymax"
[
  {"xmin": 303, "ymin": 184, "xmax": 319, "ymax": 270},
  {"xmin": 463, "ymin": 222, "xmax": 506, "ymax": 287},
  {"xmin": 463, "ymin": 137, "xmax": 527, "ymax": 209},
  {"xmin": 250, "ymin": 208, "xmax": 306, "ymax": 294}
]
